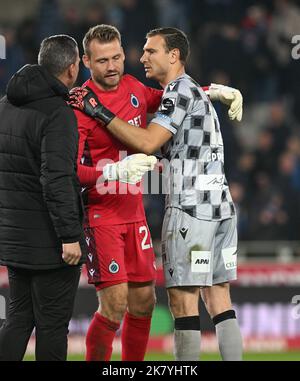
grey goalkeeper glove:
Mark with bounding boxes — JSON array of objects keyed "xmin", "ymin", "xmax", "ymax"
[
  {"xmin": 207, "ymin": 84, "xmax": 243, "ymax": 122},
  {"xmin": 103, "ymin": 154, "xmax": 157, "ymax": 184}
]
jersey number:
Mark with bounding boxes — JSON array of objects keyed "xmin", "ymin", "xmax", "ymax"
[{"xmin": 139, "ymin": 226, "xmax": 153, "ymax": 250}]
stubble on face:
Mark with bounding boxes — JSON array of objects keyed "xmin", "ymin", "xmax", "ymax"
[
  {"xmin": 93, "ymin": 63, "xmax": 124, "ymax": 89},
  {"xmin": 88, "ymin": 39, "xmax": 125, "ymax": 91}
]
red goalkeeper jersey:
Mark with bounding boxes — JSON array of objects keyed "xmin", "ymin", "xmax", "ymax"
[{"xmin": 75, "ymin": 75, "xmax": 162, "ymax": 227}]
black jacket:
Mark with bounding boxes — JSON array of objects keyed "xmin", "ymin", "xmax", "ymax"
[{"xmin": 0, "ymin": 64, "xmax": 86, "ymax": 269}]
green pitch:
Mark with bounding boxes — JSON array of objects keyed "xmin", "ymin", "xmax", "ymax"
[{"xmin": 24, "ymin": 352, "xmax": 300, "ymax": 361}]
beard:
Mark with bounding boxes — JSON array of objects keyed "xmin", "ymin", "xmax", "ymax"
[{"xmin": 93, "ymin": 71, "xmax": 122, "ymax": 90}]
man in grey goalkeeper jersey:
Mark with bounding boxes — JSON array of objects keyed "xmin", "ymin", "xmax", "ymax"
[{"xmin": 71, "ymin": 27, "xmax": 243, "ymax": 361}]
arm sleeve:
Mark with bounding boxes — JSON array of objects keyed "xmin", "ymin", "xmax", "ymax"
[
  {"xmin": 151, "ymin": 81, "xmax": 194, "ymax": 135},
  {"xmin": 75, "ymin": 109, "xmax": 101, "ymax": 187},
  {"xmin": 144, "ymin": 85, "xmax": 163, "ymax": 113},
  {"xmin": 40, "ymin": 106, "xmax": 83, "ymax": 243}
]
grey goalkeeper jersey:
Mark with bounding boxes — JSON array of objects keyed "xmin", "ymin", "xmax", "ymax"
[{"xmin": 151, "ymin": 73, "xmax": 235, "ymax": 221}]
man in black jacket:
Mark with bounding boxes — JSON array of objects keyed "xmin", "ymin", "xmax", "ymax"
[{"xmin": 0, "ymin": 35, "xmax": 87, "ymax": 361}]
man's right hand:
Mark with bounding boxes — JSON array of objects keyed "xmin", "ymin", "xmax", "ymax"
[
  {"xmin": 62, "ymin": 242, "xmax": 82, "ymax": 265},
  {"xmin": 68, "ymin": 86, "xmax": 116, "ymax": 125}
]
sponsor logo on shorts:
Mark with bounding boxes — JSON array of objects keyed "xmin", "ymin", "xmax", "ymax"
[
  {"xmin": 222, "ymin": 247, "xmax": 237, "ymax": 270},
  {"xmin": 168, "ymin": 268, "xmax": 174, "ymax": 277},
  {"xmin": 191, "ymin": 251, "xmax": 211, "ymax": 273},
  {"xmin": 109, "ymin": 260, "xmax": 120, "ymax": 274},
  {"xmin": 89, "ymin": 269, "xmax": 95, "ymax": 277},
  {"xmin": 195, "ymin": 259, "xmax": 209, "ymax": 264},
  {"xmin": 225, "ymin": 262, "xmax": 236, "ymax": 269}
]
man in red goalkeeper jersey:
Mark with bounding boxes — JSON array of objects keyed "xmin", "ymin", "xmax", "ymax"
[
  {"xmin": 75, "ymin": 25, "xmax": 161, "ymax": 361},
  {"xmin": 75, "ymin": 24, "xmax": 242, "ymax": 361}
]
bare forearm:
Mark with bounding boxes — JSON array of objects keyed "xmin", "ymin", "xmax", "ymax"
[
  {"xmin": 69, "ymin": 87, "xmax": 172, "ymax": 152},
  {"xmin": 107, "ymin": 117, "xmax": 155, "ymax": 154}
]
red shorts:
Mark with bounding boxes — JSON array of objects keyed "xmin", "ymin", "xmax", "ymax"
[{"xmin": 84, "ymin": 220, "xmax": 156, "ymax": 290}]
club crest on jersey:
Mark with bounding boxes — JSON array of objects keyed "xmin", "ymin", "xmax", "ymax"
[
  {"xmin": 130, "ymin": 94, "xmax": 139, "ymax": 108},
  {"xmin": 109, "ymin": 260, "xmax": 120, "ymax": 274}
]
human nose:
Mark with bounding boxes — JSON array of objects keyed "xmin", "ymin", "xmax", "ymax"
[
  {"xmin": 140, "ymin": 53, "xmax": 146, "ymax": 64},
  {"xmin": 107, "ymin": 59, "xmax": 116, "ymax": 71}
]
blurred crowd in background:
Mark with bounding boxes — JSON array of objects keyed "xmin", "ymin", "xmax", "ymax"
[{"xmin": 1, "ymin": 0, "xmax": 300, "ymax": 242}]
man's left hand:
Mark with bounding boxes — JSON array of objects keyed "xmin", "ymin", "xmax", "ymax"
[{"xmin": 207, "ymin": 84, "xmax": 243, "ymax": 122}]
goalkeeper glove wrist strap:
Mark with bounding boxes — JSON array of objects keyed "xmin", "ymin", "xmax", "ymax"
[{"xmin": 94, "ymin": 105, "xmax": 115, "ymax": 125}]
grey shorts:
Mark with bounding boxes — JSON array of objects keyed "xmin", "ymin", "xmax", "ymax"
[{"xmin": 161, "ymin": 208, "xmax": 238, "ymax": 288}]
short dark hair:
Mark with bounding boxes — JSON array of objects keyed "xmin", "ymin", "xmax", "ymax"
[
  {"xmin": 38, "ymin": 34, "xmax": 78, "ymax": 77},
  {"xmin": 146, "ymin": 27, "xmax": 190, "ymax": 64},
  {"xmin": 83, "ymin": 24, "xmax": 121, "ymax": 57}
]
